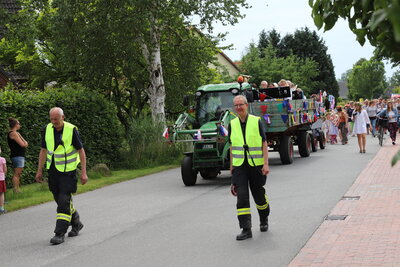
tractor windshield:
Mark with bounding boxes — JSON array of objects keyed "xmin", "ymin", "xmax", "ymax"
[{"xmin": 196, "ymin": 91, "xmax": 234, "ymax": 125}]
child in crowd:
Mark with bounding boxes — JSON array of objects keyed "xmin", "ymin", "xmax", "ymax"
[
  {"xmin": 326, "ymin": 113, "xmax": 339, "ymax": 144},
  {"xmin": 0, "ymin": 146, "xmax": 7, "ymax": 214}
]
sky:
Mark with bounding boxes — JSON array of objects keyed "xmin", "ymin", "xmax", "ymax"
[{"xmin": 211, "ymin": 0, "xmax": 398, "ymax": 79}]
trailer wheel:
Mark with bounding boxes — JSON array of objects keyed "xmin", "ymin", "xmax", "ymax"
[
  {"xmin": 298, "ymin": 131, "xmax": 311, "ymax": 157},
  {"xmin": 311, "ymin": 134, "xmax": 318, "ymax": 152},
  {"xmin": 279, "ymin": 135, "xmax": 294, "ymax": 164},
  {"xmin": 200, "ymin": 169, "xmax": 219, "ymax": 179},
  {"xmin": 181, "ymin": 156, "xmax": 197, "ymax": 186},
  {"xmin": 319, "ymin": 130, "xmax": 326, "ymax": 149}
]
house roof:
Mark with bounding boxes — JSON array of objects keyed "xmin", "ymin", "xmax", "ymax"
[
  {"xmin": 217, "ymin": 50, "xmax": 241, "ymax": 73},
  {"xmin": 0, "ymin": 0, "xmax": 20, "ymax": 13},
  {"xmin": 0, "ymin": 65, "xmax": 27, "ymax": 87}
]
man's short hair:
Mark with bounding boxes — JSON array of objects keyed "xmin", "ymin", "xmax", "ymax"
[
  {"xmin": 50, "ymin": 107, "xmax": 64, "ymax": 116},
  {"xmin": 233, "ymin": 95, "xmax": 248, "ymax": 105}
]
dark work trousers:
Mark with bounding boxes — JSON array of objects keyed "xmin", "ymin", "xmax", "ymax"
[
  {"xmin": 232, "ymin": 164, "xmax": 270, "ymax": 229},
  {"xmin": 48, "ymin": 169, "xmax": 78, "ymax": 235}
]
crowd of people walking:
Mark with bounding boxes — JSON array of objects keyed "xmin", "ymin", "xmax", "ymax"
[{"xmin": 323, "ymin": 97, "xmax": 400, "ymax": 153}]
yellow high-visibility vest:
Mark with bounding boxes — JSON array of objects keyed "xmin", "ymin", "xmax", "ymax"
[
  {"xmin": 231, "ymin": 115, "xmax": 264, "ymax": 166},
  {"xmin": 45, "ymin": 122, "xmax": 80, "ymax": 172}
]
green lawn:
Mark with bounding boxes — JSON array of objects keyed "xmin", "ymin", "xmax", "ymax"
[{"xmin": 4, "ymin": 165, "xmax": 178, "ymax": 212}]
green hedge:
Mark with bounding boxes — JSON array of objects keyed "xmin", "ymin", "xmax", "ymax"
[{"xmin": 0, "ymin": 83, "xmax": 123, "ymax": 186}]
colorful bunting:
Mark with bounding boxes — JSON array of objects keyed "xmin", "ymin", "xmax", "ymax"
[
  {"xmin": 260, "ymin": 105, "xmax": 268, "ymax": 114},
  {"xmin": 263, "ymin": 114, "xmax": 271, "ymax": 124}
]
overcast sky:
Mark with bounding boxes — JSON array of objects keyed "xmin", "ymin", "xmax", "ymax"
[{"xmin": 211, "ymin": 0, "xmax": 398, "ymax": 79}]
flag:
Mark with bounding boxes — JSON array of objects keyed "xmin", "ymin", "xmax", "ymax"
[
  {"xmin": 196, "ymin": 129, "xmax": 202, "ymax": 140},
  {"xmin": 259, "ymin": 93, "xmax": 267, "ymax": 102},
  {"xmin": 162, "ymin": 127, "xmax": 169, "ymax": 139},
  {"xmin": 263, "ymin": 114, "xmax": 271, "ymax": 124},
  {"xmin": 219, "ymin": 125, "xmax": 229, "ymax": 136},
  {"xmin": 281, "ymin": 114, "xmax": 288, "ymax": 123},
  {"xmin": 260, "ymin": 105, "xmax": 268, "ymax": 114}
]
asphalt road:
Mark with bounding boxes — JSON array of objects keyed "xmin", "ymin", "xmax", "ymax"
[{"xmin": 0, "ymin": 134, "xmax": 383, "ymax": 267}]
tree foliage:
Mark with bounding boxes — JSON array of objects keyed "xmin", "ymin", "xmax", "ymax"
[
  {"xmin": 309, "ymin": 0, "xmax": 400, "ymax": 65},
  {"xmin": 241, "ymin": 44, "xmax": 319, "ymax": 95},
  {"xmin": 0, "ymin": 0, "xmax": 250, "ymax": 126},
  {"xmin": 347, "ymin": 58, "xmax": 386, "ymax": 100},
  {"xmin": 389, "ymin": 69, "xmax": 400, "ymax": 87},
  {"xmin": 255, "ymin": 27, "xmax": 339, "ymax": 96}
]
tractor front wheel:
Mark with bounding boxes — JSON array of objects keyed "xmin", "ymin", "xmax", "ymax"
[{"xmin": 181, "ymin": 156, "xmax": 197, "ymax": 186}]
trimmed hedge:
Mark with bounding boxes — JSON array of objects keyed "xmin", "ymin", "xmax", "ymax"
[{"xmin": 0, "ymin": 83, "xmax": 123, "ymax": 186}]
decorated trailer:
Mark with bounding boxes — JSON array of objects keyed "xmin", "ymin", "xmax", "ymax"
[{"xmin": 167, "ymin": 81, "xmax": 326, "ymax": 186}]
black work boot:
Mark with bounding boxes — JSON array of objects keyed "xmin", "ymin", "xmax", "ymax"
[
  {"xmin": 260, "ymin": 217, "xmax": 268, "ymax": 232},
  {"xmin": 260, "ymin": 217, "xmax": 269, "ymax": 232},
  {"xmin": 50, "ymin": 234, "xmax": 65, "ymax": 245},
  {"xmin": 236, "ymin": 228, "xmax": 252, "ymax": 241},
  {"xmin": 68, "ymin": 212, "xmax": 84, "ymax": 237},
  {"xmin": 68, "ymin": 221, "xmax": 84, "ymax": 237}
]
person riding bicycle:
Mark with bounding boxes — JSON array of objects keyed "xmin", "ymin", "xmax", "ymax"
[{"xmin": 377, "ymin": 102, "xmax": 399, "ymax": 145}]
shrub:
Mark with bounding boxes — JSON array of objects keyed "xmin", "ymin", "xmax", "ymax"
[
  {"xmin": 0, "ymin": 83, "xmax": 123, "ymax": 186},
  {"xmin": 116, "ymin": 116, "xmax": 183, "ymax": 169}
]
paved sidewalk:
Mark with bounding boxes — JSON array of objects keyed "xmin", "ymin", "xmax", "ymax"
[{"xmin": 289, "ymin": 137, "xmax": 400, "ymax": 266}]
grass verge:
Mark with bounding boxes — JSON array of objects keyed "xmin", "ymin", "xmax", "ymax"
[{"xmin": 4, "ymin": 164, "xmax": 178, "ymax": 213}]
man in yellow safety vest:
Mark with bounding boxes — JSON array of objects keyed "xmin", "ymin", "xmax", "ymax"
[
  {"xmin": 229, "ymin": 95, "xmax": 270, "ymax": 241},
  {"xmin": 35, "ymin": 107, "xmax": 88, "ymax": 245}
]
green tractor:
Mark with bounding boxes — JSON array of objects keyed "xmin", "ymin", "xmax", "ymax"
[{"xmin": 170, "ymin": 81, "xmax": 326, "ymax": 186}]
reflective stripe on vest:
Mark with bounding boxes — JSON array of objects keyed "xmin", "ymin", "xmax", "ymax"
[
  {"xmin": 231, "ymin": 115, "xmax": 264, "ymax": 166},
  {"xmin": 45, "ymin": 121, "xmax": 80, "ymax": 172}
]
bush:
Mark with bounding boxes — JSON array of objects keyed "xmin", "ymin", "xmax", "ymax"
[
  {"xmin": 90, "ymin": 163, "xmax": 112, "ymax": 178},
  {"xmin": 116, "ymin": 116, "xmax": 183, "ymax": 169},
  {"xmin": 0, "ymin": 83, "xmax": 123, "ymax": 186}
]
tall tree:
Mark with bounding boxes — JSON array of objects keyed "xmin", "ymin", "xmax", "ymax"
[
  {"xmin": 257, "ymin": 29, "xmax": 282, "ymax": 57},
  {"xmin": 347, "ymin": 58, "xmax": 386, "ymax": 100},
  {"xmin": 241, "ymin": 44, "xmax": 319, "ymax": 95},
  {"xmin": 279, "ymin": 27, "xmax": 339, "ymax": 97},
  {"xmin": 254, "ymin": 27, "xmax": 339, "ymax": 96},
  {"xmin": 309, "ymin": 0, "xmax": 400, "ymax": 65},
  {"xmin": 389, "ymin": 69, "xmax": 400, "ymax": 87},
  {"xmin": 1, "ymin": 0, "xmax": 250, "ymax": 127}
]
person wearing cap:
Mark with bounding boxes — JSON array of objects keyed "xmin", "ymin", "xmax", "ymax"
[{"xmin": 228, "ymin": 95, "xmax": 270, "ymax": 241}]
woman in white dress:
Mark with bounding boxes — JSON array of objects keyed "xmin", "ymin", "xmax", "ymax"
[{"xmin": 352, "ymin": 102, "xmax": 371, "ymax": 153}]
